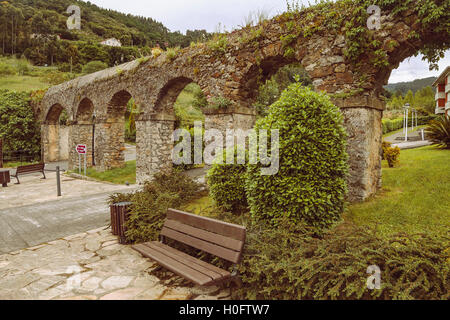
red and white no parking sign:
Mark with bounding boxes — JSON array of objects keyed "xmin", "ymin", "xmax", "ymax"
[
  {"xmin": 76, "ymin": 144, "xmax": 87, "ymax": 154},
  {"xmin": 76, "ymin": 144, "xmax": 87, "ymax": 175}
]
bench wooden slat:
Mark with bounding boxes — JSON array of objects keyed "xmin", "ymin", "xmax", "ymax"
[
  {"xmin": 151, "ymin": 241, "xmax": 230, "ymax": 277},
  {"xmin": 167, "ymin": 209, "xmax": 246, "ymax": 242},
  {"xmin": 164, "ymin": 219, "xmax": 244, "ymax": 252},
  {"xmin": 161, "ymin": 226, "xmax": 241, "ymax": 264},
  {"xmin": 145, "ymin": 242, "xmax": 228, "ymax": 281},
  {"xmin": 132, "ymin": 243, "xmax": 214, "ymax": 286},
  {"xmin": 16, "ymin": 163, "xmax": 44, "ymax": 173}
]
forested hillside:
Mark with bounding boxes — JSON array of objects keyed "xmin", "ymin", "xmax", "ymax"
[
  {"xmin": 0, "ymin": 0, "xmax": 209, "ymax": 69},
  {"xmin": 384, "ymin": 77, "xmax": 437, "ymax": 95}
]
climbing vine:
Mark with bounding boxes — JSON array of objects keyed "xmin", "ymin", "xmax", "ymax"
[{"xmin": 278, "ymin": 0, "xmax": 449, "ymax": 71}]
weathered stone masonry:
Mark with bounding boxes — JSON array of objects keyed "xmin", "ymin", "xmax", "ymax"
[{"xmin": 40, "ymin": 4, "xmax": 447, "ymax": 202}]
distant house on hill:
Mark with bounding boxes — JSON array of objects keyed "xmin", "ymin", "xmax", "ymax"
[
  {"xmin": 432, "ymin": 66, "xmax": 450, "ymax": 116},
  {"xmin": 100, "ymin": 38, "xmax": 122, "ymax": 47}
]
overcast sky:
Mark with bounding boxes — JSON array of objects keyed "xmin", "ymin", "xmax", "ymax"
[{"xmin": 88, "ymin": 0, "xmax": 449, "ymax": 84}]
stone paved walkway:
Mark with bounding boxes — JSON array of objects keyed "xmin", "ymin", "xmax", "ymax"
[{"xmin": 0, "ymin": 226, "xmax": 231, "ymax": 300}]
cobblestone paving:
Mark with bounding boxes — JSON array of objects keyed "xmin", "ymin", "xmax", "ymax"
[{"xmin": 0, "ymin": 226, "xmax": 231, "ymax": 300}]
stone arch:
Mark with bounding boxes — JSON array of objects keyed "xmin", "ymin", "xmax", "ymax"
[
  {"xmin": 76, "ymin": 98, "xmax": 94, "ymax": 124},
  {"xmin": 108, "ymin": 90, "xmax": 133, "ymax": 120},
  {"xmin": 45, "ymin": 103, "xmax": 66, "ymax": 124},
  {"xmin": 154, "ymin": 77, "xmax": 194, "ymax": 117},
  {"xmin": 42, "ymin": 103, "xmax": 71, "ymax": 163},
  {"xmin": 91, "ymin": 89, "xmax": 135, "ymax": 171},
  {"xmin": 136, "ymin": 76, "xmax": 210, "ymax": 184},
  {"xmin": 239, "ymin": 55, "xmax": 297, "ymax": 102},
  {"xmin": 70, "ymin": 98, "xmax": 96, "ymax": 169}
]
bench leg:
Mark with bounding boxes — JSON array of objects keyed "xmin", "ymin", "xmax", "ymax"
[
  {"xmin": 228, "ymin": 266, "xmax": 242, "ymax": 299},
  {"xmin": 14, "ymin": 176, "xmax": 20, "ymax": 184},
  {"xmin": 41, "ymin": 171, "xmax": 46, "ymax": 179}
]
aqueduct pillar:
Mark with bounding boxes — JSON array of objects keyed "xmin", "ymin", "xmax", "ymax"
[{"xmin": 136, "ymin": 114, "xmax": 176, "ymax": 184}]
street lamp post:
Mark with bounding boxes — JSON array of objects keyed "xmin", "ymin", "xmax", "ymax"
[{"xmin": 403, "ymin": 103, "xmax": 410, "ymax": 142}]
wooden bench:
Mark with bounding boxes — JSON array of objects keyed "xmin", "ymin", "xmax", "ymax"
[
  {"xmin": 132, "ymin": 209, "xmax": 246, "ymax": 287},
  {"xmin": 11, "ymin": 163, "xmax": 46, "ymax": 184}
]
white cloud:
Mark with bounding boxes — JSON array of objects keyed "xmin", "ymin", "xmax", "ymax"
[
  {"xmin": 88, "ymin": 0, "xmax": 293, "ymax": 33},
  {"xmin": 388, "ymin": 53, "xmax": 450, "ymax": 84}
]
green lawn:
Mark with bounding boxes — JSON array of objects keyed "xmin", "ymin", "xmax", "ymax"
[
  {"xmin": 2, "ymin": 161, "xmax": 36, "ymax": 168},
  {"xmin": 0, "ymin": 75, "xmax": 50, "ymax": 91},
  {"xmin": 76, "ymin": 160, "xmax": 136, "ymax": 185},
  {"xmin": 183, "ymin": 146, "xmax": 449, "ymax": 238},
  {"xmin": 345, "ymin": 146, "xmax": 449, "ymax": 237}
]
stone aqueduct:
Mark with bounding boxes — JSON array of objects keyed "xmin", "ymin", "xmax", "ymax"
[{"xmin": 39, "ymin": 3, "xmax": 448, "ymax": 202}]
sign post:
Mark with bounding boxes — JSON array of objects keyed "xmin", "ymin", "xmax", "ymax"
[{"xmin": 76, "ymin": 144, "xmax": 87, "ymax": 176}]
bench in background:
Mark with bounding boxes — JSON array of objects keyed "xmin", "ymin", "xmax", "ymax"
[{"xmin": 11, "ymin": 163, "xmax": 46, "ymax": 184}]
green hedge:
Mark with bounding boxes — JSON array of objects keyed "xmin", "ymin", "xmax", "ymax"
[
  {"xmin": 0, "ymin": 90, "xmax": 41, "ymax": 160},
  {"xmin": 236, "ymin": 220, "xmax": 449, "ymax": 300},
  {"xmin": 382, "ymin": 115, "xmax": 438, "ymax": 135}
]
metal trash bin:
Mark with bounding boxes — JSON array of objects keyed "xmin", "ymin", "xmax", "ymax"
[{"xmin": 110, "ymin": 202, "xmax": 132, "ymax": 244}]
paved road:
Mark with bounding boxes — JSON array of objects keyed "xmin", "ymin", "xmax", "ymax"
[{"xmin": 0, "ymin": 188, "xmax": 136, "ymax": 254}]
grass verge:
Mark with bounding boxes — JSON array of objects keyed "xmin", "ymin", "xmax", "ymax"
[
  {"xmin": 345, "ymin": 146, "xmax": 449, "ymax": 238},
  {"xmin": 76, "ymin": 160, "xmax": 136, "ymax": 185}
]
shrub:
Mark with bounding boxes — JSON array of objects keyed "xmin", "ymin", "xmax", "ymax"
[
  {"xmin": 0, "ymin": 62, "xmax": 16, "ymax": 76},
  {"xmin": 151, "ymin": 47, "xmax": 163, "ymax": 58},
  {"xmin": 246, "ymin": 84, "xmax": 348, "ymax": 231},
  {"xmin": 16, "ymin": 59, "xmax": 31, "ymax": 76},
  {"xmin": 381, "ymin": 141, "xmax": 392, "ymax": 160},
  {"xmin": 426, "ymin": 116, "xmax": 450, "ymax": 149},
  {"xmin": 236, "ymin": 220, "xmax": 449, "ymax": 300},
  {"xmin": 207, "ymin": 34, "xmax": 229, "ymax": 54},
  {"xmin": 207, "ymin": 147, "xmax": 248, "ymax": 213},
  {"xmin": 385, "ymin": 146, "xmax": 401, "ymax": 168},
  {"xmin": 207, "ymin": 96, "xmax": 233, "ymax": 110},
  {"xmin": 108, "ymin": 170, "xmax": 202, "ymax": 243},
  {"xmin": 165, "ymin": 47, "xmax": 180, "ymax": 62},
  {"xmin": 82, "ymin": 60, "xmax": 108, "ymax": 74},
  {"xmin": 40, "ymin": 71, "xmax": 76, "ymax": 85}
]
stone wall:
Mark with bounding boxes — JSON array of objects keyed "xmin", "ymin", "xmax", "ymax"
[
  {"xmin": 136, "ymin": 119, "xmax": 175, "ymax": 184},
  {"xmin": 94, "ymin": 121, "xmax": 126, "ymax": 172},
  {"xmin": 41, "ymin": 125, "xmax": 70, "ymax": 163},
  {"xmin": 70, "ymin": 124, "xmax": 94, "ymax": 170}
]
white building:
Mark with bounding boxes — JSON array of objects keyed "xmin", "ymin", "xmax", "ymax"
[{"xmin": 100, "ymin": 38, "xmax": 122, "ymax": 47}]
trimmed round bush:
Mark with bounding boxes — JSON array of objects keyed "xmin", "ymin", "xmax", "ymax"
[
  {"xmin": 246, "ymin": 83, "xmax": 348, "ymax": 231},
  {"xmin": 207, "ymin": 147, "xmax": 248, "ymax": 213}
]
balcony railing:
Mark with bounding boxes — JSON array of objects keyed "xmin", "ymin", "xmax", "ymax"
[
  {"xmin": 435, "ymin": 107, "xmax": 445, "ymax": 114},
  {"xmin": 435, "ymin": 91, "xmax": 446, "ymax": 100}
]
